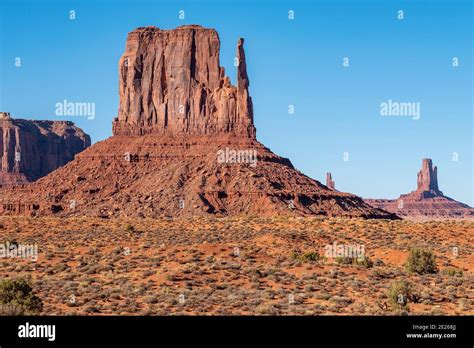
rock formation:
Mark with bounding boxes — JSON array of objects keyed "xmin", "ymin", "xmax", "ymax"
[
  {"xmin": 0, "ymin": 25, "xmax": 396, "ymax": 219},
  {"xmin": 415, "ymin": 158, "xmax": 442, "ymax": 198},
  {"xmin": 0, "ymin": 112, "xmax": 90, "ymax": 184},
  {"xmin": 112, "ymin": 26, "xmax": 255, "ymax": 138},
  {"xmin": 326, "ymin": 172, "xmax": 335, "ymax": 190},
  {"xmin": 365, "ymin": 158, "xmax": 473, "ymax": 219}
]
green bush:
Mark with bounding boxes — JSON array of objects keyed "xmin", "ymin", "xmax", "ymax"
[
  {"xmin": 291, "ymin": 251, "xmax": 321, "ymax": 262},
  {"xmin": 405, "ymin": 248, "xmax": 438, "ymax": 274},
  {"xmin": 124, "ymin": 224, "xmax": 134, "ymax": 232},
  {"xmin": 354, "ymin": 255, "xmax": 374, "ymax": 268},
  {"xmin": 388, "ymin": 280, "xmax": 412, "ymax": 311},
  {"xmin": 335, "ymin": 256, "xmax": 353, "ymax": 265},
  {"xmin": 442, "ymin": 267, "xmax": 463, "ymax": 277},
  {"xmin": 0, "ymin": 278, "xmax": 43, "ymax": 315},
  {"xmin": 335, "ymin": 255, "xmax": 373, "ymax": 268}
]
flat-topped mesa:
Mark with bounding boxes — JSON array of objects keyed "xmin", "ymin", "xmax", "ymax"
[
  {"xmin": 326, "ymin": 172, "xmax": 335, "ymax": 190},
  {"xmin": 0, "ymin": 112, "xmax": 90, "ymax": 183},
  {"xmin": 416, "ymin": 158, "xmax": 442, "ymax": 197},
  {"xmin": 112, "ymin": 25, "xmax": 256, "ymax": 138}
]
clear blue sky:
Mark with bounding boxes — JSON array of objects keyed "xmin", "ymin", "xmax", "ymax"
[{"xmin": 0, "ymin": 0, "xmax": 472, "ymax": 205}]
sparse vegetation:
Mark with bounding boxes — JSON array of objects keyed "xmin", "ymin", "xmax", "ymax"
[
  {"xmin": 334, "ymin": 256, "xmax": 353, "ymax": 265},
  {"xmin": 388, "ymin": 280, "xmax": 412, "ymax": 311},
  {"xmin": 405, "ymin": 248, "xmax": 438, "ymax": 274},
  {"xmin": 291, "ymin": 251, "xmax": 321, "ymax": 262},
  {"xmin": 0, "ymin": 216, "xmax": 470, "ymax": 315},
  {"xmin": 335, "ymin": 255, "xmax": 373, "ymax": 268},
  {"xmin": 0, "ymin": 278, "xmax": 43, "ymax": 315},
  {"xmin": 354, "ymin": 256, "xmax": 374, "ymax": 268},
  {"xmin": 442, "ymin": 267, "xmax": 463, "ymax": 277}
]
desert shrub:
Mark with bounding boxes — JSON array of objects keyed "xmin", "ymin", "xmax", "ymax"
[
  {"xmin": 330, "ymin": 296, "xmax": 353, "ymax": 306},
  {"xmin": 354, "ymin": 256, "xmax": 374, "ymax": 268},
  {"xmin": 143, "ymin": 295, "xmax": 159, "ymax": 304},
  {"xmin": 405, "ymin": 248, "xmax": 438, "ymax": 274},
  {"xmin": 0, "ymin": 303, "xmax": 25, "ymax": 315},
  {"xmin": 143, "ymin": 270, "xmax": 156, "ymax": 277},
  {"xmin": 442, "ymin": 267, "xmax": 463, "ymax": 277},
  {"xmin": 255, "ymin": 304, "xmax": 277, "ymax": 315},
  {"xmin": 291, "ymin": 251, "xmax": 321, "ymax": 262},
  {"xmin": 334, "ymin": 256, "xmax": 353, "ymax": 265},
  {"xmin": 0, "ymin": 278, "xmax": 43, "ymax": 315},
  {"xmin": 335, "ymin": 255, "xmax": 373, "ymax": 268},
  {"xmin": 388, "ymin": 280, "xmax": 412, "ymax": 310}
]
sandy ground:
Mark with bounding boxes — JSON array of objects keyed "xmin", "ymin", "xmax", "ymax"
[{"xmin": 0, "ymin": 216, "xmax": 472, "ymax": 315}]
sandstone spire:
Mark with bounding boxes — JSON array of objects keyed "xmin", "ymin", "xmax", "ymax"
[
  {"xmin": 416, "ymin": 158, "xmax": 441, "ymax": 194},
  {"xmin": 236, "ymin": 38, "xmax": 254, "ymax": 136},
  {"xmin": 112, "ymin": 25, "xmax": 255, "ymax": 138},
  {"xmin": 326, "ymin": 172, "xmax": 335, "ymax": 190}
]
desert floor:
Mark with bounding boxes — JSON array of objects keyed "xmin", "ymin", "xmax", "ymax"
[{"xmin": 0, "ymin": 216, "xmax": 472, "ymax": 315}]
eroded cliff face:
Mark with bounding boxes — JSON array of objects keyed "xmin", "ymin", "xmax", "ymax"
[
  {"xmin": 112, "ymin": 25, "xmax": 256, "ymax": 138},
  {"xmin": 0, "ymin": 112, "xmax": 91, "ymax": 183}
]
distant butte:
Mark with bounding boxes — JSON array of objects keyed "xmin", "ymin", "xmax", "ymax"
[
  {"xmin": 365, "ymin": 158, "xmax": 473, "ymax": 219},
  {"xmin": 0, "ymin": 25, "xmax": 396, "ymax": 219},
  {"xmin": 0, "ymin": 112, "xmax": 90, "ymax": 185}
]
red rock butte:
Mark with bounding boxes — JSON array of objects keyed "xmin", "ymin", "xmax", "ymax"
[
  {"xmin": 112, "ymin": 26, "xmax": 255, "ymax": 138},
  {"xmin": 365, "ymin": 158, "xmax": 473, "ymax": 219},
  {"xmin": 0, "ymin": 25, "xmax": 396, "ymax": 219},
  {"xmin": 0, "ymin": 111, "xmax": 90, "ymax": 185}
]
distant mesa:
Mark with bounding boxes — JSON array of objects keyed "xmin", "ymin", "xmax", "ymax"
[
  {"xmin": 0, "ymin": 25, "xmax": 396, "ymax": 219},
  {"xmin": 0, "ymin": 112, "xmax": 90, "ymax": 185},
  {"xmin": 365, "ymin": 158, "xmax": 473, "ymax": 219}
]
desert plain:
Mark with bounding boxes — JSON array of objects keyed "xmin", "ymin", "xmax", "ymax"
[{"xmin": 0, "ymin": 215, "xmax": 472, "ymax": 315}]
